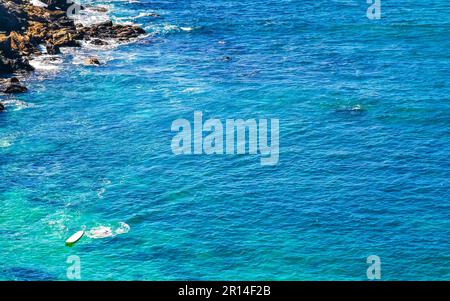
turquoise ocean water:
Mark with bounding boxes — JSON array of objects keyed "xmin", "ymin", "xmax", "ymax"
[{"xmin": 0, "ymin": 0, "xmax": 449, "ymax": 280}]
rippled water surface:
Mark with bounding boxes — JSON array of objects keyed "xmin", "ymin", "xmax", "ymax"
[{"xmin": 0, "ymin": 0, "xmax": 449, "ymax": 280}]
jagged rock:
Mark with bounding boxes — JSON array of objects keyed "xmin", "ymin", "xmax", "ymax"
[
  {"xmin": 26, "ymin": 21, "xmax": 47, "ymax": 41},
  {"xmin": 0, "ymin": 32, "xmax": 34, "ymax": 73},
  {"xmin": 25, "ymin": 5, "xmax": 68, "ymax": 24},
  {"xmin": 51, "ymin": 28, "xmax": 79, "ymax": 47},
  {"xmin": 3, "ymin": 77, "xmax": 28, "ymax": 93},
  {"xmin": 0, "ymin": 0, "xmax": 145, "ymax": 76},
  {"xmin": 0, "ymin": 102, "xmax": 4, "ymax": 111},
  {"xmin": 10, "ymin": 31, "xmax": 38, "ymax": 56},
  {"xmin": 84, "ymin": 57, "xmax": 101, "ymax": 66},
  {"xmin": 80, "ymin": 22, "xmax": 146, "ymax": 41},
  {"xmin": 0, "ymin": 55, "xmax": 33, "ymax": 73}
]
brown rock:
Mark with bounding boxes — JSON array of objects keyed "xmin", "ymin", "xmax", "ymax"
[
  {"xmin": 27, "ymin": 21, "xmax": 48, "ymax": 41},
  {"xmin": 9, "ymin": 31, "xmax": 37, "ymax": 56},
  {"xmin": 51, "ymin": 28, "xmax": 79, "ymax": 47},
  {"xmin": 0, "ymin": 34, "xmax": 34, "ymax": 74},
  {"xmin": 84, "ymin": 57, "xmax": 101, "ymax": 66}
]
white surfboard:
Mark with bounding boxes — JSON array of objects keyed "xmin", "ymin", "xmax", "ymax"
[{"xmin": 65, "ymin": 230, "xmax": 85, "ymax": 245}]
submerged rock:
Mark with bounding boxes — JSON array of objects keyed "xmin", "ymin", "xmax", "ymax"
[
  {"xmin": 84, "ymin": 57, "xmax": 101, "ymax": 66},
  {"xmin": 0, "ymin": 101, "xmax": 4, "ymax": 111}
]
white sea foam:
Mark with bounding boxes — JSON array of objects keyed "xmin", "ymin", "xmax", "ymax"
[
  {"xmin": 144, "ymin": 23, "xmax": 197, "ymax": 35},
  {"xmin": 182, "ymin": 87, "xmax": 203, "ymax": 94},
  {"xmin": 87, "ymin": 226, "xmax": 114, "ymax": 238},
  {"xmin": 180, "ymin": 27, "xmax": 194, "ymax": 32},
  {"xmin": 133, "ymin": 11, "xmax": 161, "ymax": 20},
  {"xmin": 43, "ymin": 210, "xmax": 73, "ymax": 239},
  {"xmin": 96, "ymin": 188, "xmax": 106, "ymax": 199},
  {"xmin": 70, "ymin": 5, "xmax": 112, "ymax": 26},
  {"xmin": 29, "ymin": 55, "xmax": 63, "ymax": 71},
  {"xmin": 1, "ymin": 99, "xmax": 36, "ymax": 111},
  {"xmin": 86, "ymin": 222, "xmax": 130, "ymax": 239},
  {"xmin": 0, "ymin": 137, "xmax": 13, "ymax": 148},
  {"xmin": 115, "ymin": 222, "xmax": 131, "ymax": 234}
]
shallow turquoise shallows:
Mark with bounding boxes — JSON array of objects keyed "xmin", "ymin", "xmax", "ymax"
[{"xmin": 0, "ymin": 0, "xmax": 449, "ymax": 280}]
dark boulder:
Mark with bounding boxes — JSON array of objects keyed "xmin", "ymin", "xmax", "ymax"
[
  {"xmin": 0, "ymin": 34, "xmax": 33, "ymax": 74},
  {"xmin": 2, "ymin": 77, "xmax": 28, "ymax": 93},
  {"xmin": 96, "ymin": 20, "xmax": 113, "ymax": 28},
  {"xmin": 46, "ymin": 43, "xmax": 60, "ymax": 55},
  {"xmin": 9, "ymin": 77, "xmax": 20, "ymax": 84},
  {"xmin": 0, "ymin": 51, "xmax": 34, "ymax": 74},
  {"xmin": 0, "ymin": 101, "xmax": 4, "ymax": 112},
  {"xmin": 89, "ymin": 38, "xmax": 108, "ymax": 46},
  {"xmin": 80, "ymin": 22, "xmax": 146, "ymax": 41},
  {"xmin": 0, "ymin": 1, "xmax": 28, "ymax": 33}
]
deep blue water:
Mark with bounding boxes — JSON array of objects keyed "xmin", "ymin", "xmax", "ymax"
[{"xmin": 0, "ymin": 0, "xmax": 449, "ymax": 280}]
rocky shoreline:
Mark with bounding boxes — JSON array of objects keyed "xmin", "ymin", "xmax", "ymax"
[{"xmin": 0, "ymin": 0, "xmax": 146, "ymax": 111}]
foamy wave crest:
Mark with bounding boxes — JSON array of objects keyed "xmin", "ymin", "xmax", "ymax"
[
  {"xmin": 145, "ymin": 24, "xmax": 195, "ymax": 35},
  {"xmin": 133, "ymin": 12, "xmax": 160, "ymax": 20},
  {"xmin": 182, "ymin": 87, "xmax": 204, "ymax": 94},
  {"xmin": 1, "ymin": 99, "xmax": 36, "ymax": 111},
  {"xmin": 29, "ymin": 55, "xmax": 64, "ymax": 71},
  {"xmin": 70, "ymin": 5, "xmax": 112, "ymax": 26},
  {"xmin": 0, "ymin": 137, "xmax": 13, "ymax": 148},
  {"xmin": 86, "ymin": 222, "xmax": 130, "ymax": 239}
]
